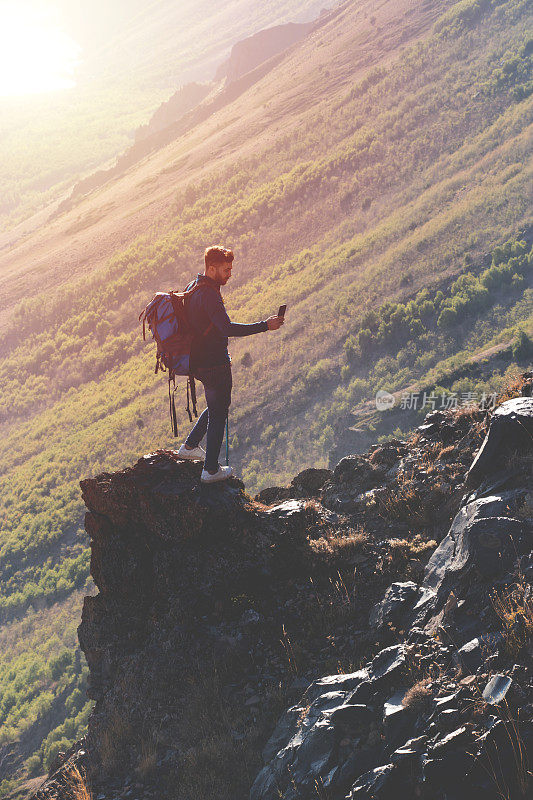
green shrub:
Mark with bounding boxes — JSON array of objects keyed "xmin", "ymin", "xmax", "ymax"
[
  {"xmin": 512, "ymin": 329, "xmax": 533, "ymax": 361},
  {"xmin": 49, "ymin": 650, "xmax": 73, "ymax": 681},
  {"xmin": 25, "ymin": 753, "xmax": 42, "ymax": 777},
  {"xmin": 437, "ymin": 306, "xmax": 458, "ymax": 328},
  {"xmin": 44, "ymin": 737, "xmax": 72, "ymax": 770}
]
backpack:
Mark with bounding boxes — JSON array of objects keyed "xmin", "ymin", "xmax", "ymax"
[{"xmin": 139, "ymin": 283, "xmax": 213, "ymax": 436}]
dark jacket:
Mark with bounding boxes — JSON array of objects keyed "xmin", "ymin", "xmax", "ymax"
[{"xmin": 186, "ymin": 274, "xmax": 268, "ymax": 369}]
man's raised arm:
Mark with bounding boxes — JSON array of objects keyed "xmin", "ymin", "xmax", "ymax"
[{"xmin": 206, "ymin": 292, "xmax": 284, "ymax": 336}]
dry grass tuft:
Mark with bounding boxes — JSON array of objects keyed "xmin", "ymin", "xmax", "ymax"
[
  {"xmin": 436, "ymin": 444, "xmax": 456, "ymax": 460},
  {"xmin": 387, "ymin": 538, "xmax": 411, "ymax": 559},
  {"xmin": 402, "ymin": 678, "xmax": 432, "ymax": 712},
  {"xmin": 481, "ymin": 701, "xmax": 531, "ymax": 799},
  {"xmin": 136, "ymin": 731, "xmax": 158, "ymax": 779},
  {"xmin": 280, "ymin": 623, "xmax": 300, "ymax": 677},
  {"xmin": 495, "ymin": 372, "xmax": 527, "ymax": 406},
  {"xmin": 388, "ymin": 537, "xmax": 409, "ymax": 550},
  {"xmin": 386, "ymin": 535, "xmax": 436, "ymax": 561},
  {"xmin": 98, "ymin": 710, "xmax": 133, "ymax": 774},
  {"xmin": 409, "ymin": 534, "xmax": 438, "ymax": 555},
  {"xmin": 417, "ymin": 443, "xmax": 443, "ymax": 472},
  {"xmin": 63, "ymin": 764, "xmax": 92, "ymax": 800},
  {"xmin": 377, "ymin": 480, "xmax": 427, "ymax": 524},
  {"xmin": 491, "ymin": 580, "xmax": 533, "ymax": 658},
  {"xmin": 309, "ymin": 528, "xmax": 367, "ymax": 560}
]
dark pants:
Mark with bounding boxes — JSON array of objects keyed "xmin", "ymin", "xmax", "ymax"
[{"xmin": 185, "ymin": 363, "xmax": 232, "ymax": 473}]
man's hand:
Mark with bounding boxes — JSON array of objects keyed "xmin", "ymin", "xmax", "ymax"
[{"xmin": 266, "ymin": 315, "xmax": 285, "ymax": 331}]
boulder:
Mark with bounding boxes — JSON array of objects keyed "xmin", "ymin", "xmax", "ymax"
[
  {"xmin": 369, "ymin": 582, "xmax": 419, "ymax": 629},
  {"xmin": 321, "ymin": 455, "xmax": 385, "ymax": 511},
  {"xmin": 251, "ymin": 672, "xmax": 372, "ymax": 799},
  {"xmin": 291, "ymin": 468, "xmax": 333, "ymax": 495},
  {"xmin": 454, "ymin": 635, "xmax": 501, "ymax": 674},
  {"xmin": 467, "ymin": 397, "xmax": 533, "ymax": 486},
  {"xmin": 416, "ymin": 485, "xmax": 530, "ymax": 635},
  {"xmin": 255, "ymin": 486, "xmax": 292, "ymax": 504},
  {"xmin": 368, "ymin": 644, "xmax": 406, "ymax": 682},
  {"xmin": 255, "ymin": 469, "xmax": 333, "ymax": 504},
  {"xmin": 345, "ymin": 763, "xmax": 395, "ymax": 798}
]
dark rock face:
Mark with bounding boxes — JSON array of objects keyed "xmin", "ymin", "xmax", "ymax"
[
  {"xmin": 251, "ymin": 398, "xmax": 533, "ymax": 800},
  {"xmin": 322, "ymin": 454, "xmax": 387, "ymax": 512},
  {"xmin": 369, "ymin": 581, "xmax": 419, "ymax": 629},
  {"xmin": 44, "ymin": 453, "xmax": 370, "ymax": 798},
  {"xmin": 29, "ymin": 392, "xmax": 532, "ymax": 800},
  {"xmin": 467, "ymin": 396, "xmax": 533, "ymax": 486}
]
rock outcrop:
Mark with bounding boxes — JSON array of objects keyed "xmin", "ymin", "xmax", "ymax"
[
  {"xmin": 252, "ymin": 396, "xmax": 533, "ymax": 800},
  {"xmin": 30, "ymin": 382, "xmax": 532, "ymax": 800},
  {"xmin": 134, "ymin": 83, "xmax": 212, "ymax": 144},
  {"xmin": 215, "ymin": 21, "xmax": 315, "ymax": 84}
]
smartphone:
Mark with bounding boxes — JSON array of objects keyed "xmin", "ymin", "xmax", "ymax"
[{"xmin": 278, "ymin": 304, "xmax": 287, "ymax": 318}]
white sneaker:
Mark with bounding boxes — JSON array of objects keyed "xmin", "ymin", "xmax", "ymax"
[
  {"xmin": 200, "ymin": 465, "xmax": 233, "ymax": 483},
  {"xmin": 177, "ymin": 444, "xmax": 205, "ymax": 460}
]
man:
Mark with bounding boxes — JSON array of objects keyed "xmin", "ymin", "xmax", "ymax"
[{"xmin": 177, "ymin": 246, "xmax": 284, "ymax": 483}]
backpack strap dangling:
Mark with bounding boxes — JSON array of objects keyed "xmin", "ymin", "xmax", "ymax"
[
  {"xmin": 186, "ymin": 379, "xmax": 193, "ymax": 423},
  {"xmin": 189, "ymin": 376, "xmax": 198, "ymax": 418},
  {"xmin": 169, "ymin": 374, "xmax": 179, "ymax": 437}
]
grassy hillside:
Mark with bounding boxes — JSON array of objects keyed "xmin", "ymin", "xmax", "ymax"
[
  {"xmin": 0, "ymin": 87, "xmax": 167, "ymax": 228},
  {"xmin": 0, "ymin": 0, "xmax": 532, "ymax": 793},
  {"xmin": 0, "ymin": 0, "xmax": 326, "ymax": 231}
]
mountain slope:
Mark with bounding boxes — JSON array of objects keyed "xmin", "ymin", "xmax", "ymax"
[
  {"xmin": 57, "ymin": 10, "xmax": 336, "ymax": 211},
  {"xmin": 0, "ymin": 0, "xmax": 532, "ymax": 793},
  {"xmin": 0, "ymin": 0, "xmax": 327, "ymax": 232}
]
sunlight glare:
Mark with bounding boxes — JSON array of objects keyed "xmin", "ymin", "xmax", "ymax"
[{"xmin": 0, "ymin": 1, "xmax": 81, "ymax": 96}]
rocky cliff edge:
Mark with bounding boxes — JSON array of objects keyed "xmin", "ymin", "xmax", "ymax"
[{"xmin": 30, "ymin": 377, "xmax": 532, "ymax": 800}]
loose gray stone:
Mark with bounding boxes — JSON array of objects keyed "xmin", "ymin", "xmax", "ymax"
[
  {"xmin": 369, "ymin": 582, "xmax": 419, "ymax": 628},
  {"xmin": 369, "ymin": 644, "xmax": 406, "ymax": 681},
  {"xmin": 346, "ymin": 763, "xmax": 396, "ymax": 797},
  {"xmin": 482, "ymin": 674, "xmax": 513, "ymax": 704}
]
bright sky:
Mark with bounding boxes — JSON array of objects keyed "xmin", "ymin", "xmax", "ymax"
[{"xmin": 0, "ymin": 0, "xmax": 80, "ymax": 96}]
